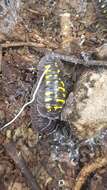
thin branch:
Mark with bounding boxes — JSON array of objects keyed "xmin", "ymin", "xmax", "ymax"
[
  {"xmin": 74, "ymin": 157, "xmax": 107, "ymax": 190},
  {"xmin": 51, "ymin": 52, "xmax": 107, "ymax": 67},
  {"xmin": 1, "ymin": 41, "xmax": 52, "ymax": 52},
  {"xmin": 1, "ymin": 42, "xmax": 107, "ymax": 67},
  {"xmin": 59, "ymin": 0, "xmax": 72, "ymax": 52}
]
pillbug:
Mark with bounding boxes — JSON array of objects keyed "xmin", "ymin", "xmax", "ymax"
[{"xmin": 31, "ymin": 54, "xmax": 67, "ymax": 133}]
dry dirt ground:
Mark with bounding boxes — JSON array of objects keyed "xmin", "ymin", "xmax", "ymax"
[{"xmin": 1, "ymin": 0, "xmax": 107, "ymax": 190}]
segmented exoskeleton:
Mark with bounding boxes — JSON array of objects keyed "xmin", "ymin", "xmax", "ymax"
[{"xmin": 31, "ymin": 54, "xmax": 66, "ymax": 133}]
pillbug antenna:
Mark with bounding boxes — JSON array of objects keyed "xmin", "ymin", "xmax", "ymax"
[{"xmin": 0, "ymin": 65, "xmax": 50, "ymax": 131}]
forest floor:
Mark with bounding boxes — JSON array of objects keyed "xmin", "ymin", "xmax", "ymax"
[{"xmin": 1, "ymin": 1, "xmax": 107, "ymax": 190}]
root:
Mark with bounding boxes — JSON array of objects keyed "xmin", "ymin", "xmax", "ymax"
[
  {"xmin": 74, "ymin": 157, "xmax": 107, "ymax": 190},
  {"xmin": 1, "ymin": 42, "xmax": 107, "ymax": 68}
]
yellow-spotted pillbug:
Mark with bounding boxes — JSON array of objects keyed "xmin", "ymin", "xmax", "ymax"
[
  {"xmin": 37, "ymin": 55, "xmax": 66, "ymax": 119},
  {"xmin": 31, "ymin": 54, "xmax": 66, "ymax": 133}
]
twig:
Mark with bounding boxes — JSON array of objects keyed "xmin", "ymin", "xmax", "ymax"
[
  {"xmin": 1, "ymin": 42, "xmax": 107, "ymax": 67},
  {"xmin": 1, "ymin": 41, "xmax": 54, "ymax": 55},
  {"xmin": 4, "ymin": 142, "xmax": 41, "ymax": 190},
  {"xmin": 59, "ymin": 0, "xmax": 72, "ymax": 52},
  {"xmin": 0, "ymin": 65, "xmax": 50, "ymax": 131},
  {"xmin": 27, "ymin": 8, "xmax": 50, "ymax": 16},
  {"xmin": 27, "ymin": 8, "xmax": 45, "ymax": 15},
  {"xmin": 1, "ymin": 41, "xmax": 50, "ymax": 50},
  {"xmin": 74, "ymin": 157, "xmax": 107, "ymax": 190},
  {"xmin": 50, "ymin": 52, "xmax": 107, "ymax": 67}
]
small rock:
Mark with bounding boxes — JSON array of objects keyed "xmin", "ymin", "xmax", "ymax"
[
  {"xmin": 96, "ymin": 43, "xmax": 107, "ymax": 59},
  {"xmin": 62, "ymin": 69, "xmax": 107, "ymax": 140},
  {"xmin": 0, "ymin": 110, "xmax": 5, "ymax": 120},
  {"xmin": 9, "ymin": 182, "xmax": 23, "ymax": 190},
  {"xmin": 6, "ymin": 130, "xmax": 12, "ymax": 139}
]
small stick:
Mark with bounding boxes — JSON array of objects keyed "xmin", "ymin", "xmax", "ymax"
[
  {"xmin": 50, "ymin": 52, "xmax": 107, "ymax": 67},
  {"xmin": 1, "ymin": 42, "xmax": 107, "ymax": 67},
  {"xmin": 1, "ymin": 41, "xmax": 51, "ymax": 51},
  {"xmin": 4, "ymin": 142, "xmax": 41, "ymax": 190},
  {"xmin": 1, "ymin": 41, "xmax": 54, "ymax": 55},
  {"xmin": 74, "ymin": 157, "xmax": 107, "ymax": 190},
  {"xmin": 59, "ymin": 0, "xmax": 72, "ymax": 53}
]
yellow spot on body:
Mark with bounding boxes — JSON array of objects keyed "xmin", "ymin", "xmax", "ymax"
[
  {"xmin": 45, "ymin": 65, "xmax": 51, "ymax": 74},
  {"xmin": 55, "ymin": 62, "xmax": 58, "ymax": 67},
  {"xmin": 46, "ymin": 80, "xmax": 51, "ymax": 84},
  {"xmin": 103, "ymin": 9, "xmax": 107, "ymax": 14},
  {"xmin": 60, "ymin": 81, "xmax": 65, "ymax": 87},
  {"xmin": 56, "ymin": 99, "xmax": 65, "ymax": 103},
  {"xmin": 45, "ymin": 75, "xmax": 52, "ymax": 79},
  {"xmin": 45, "ymin": 91, "xmax": 53, "ymax": 96},
  {"xmin": 57, "ymin": 69, "xmax": 60, "ymax": 73},
  {"xmin": 45, "ymin": 97, "xmax": 52, "ymax": 102},
  {"xmin": 46, "ymin": 107, "xmax": 52, "ymax": 112},
  {"xmin": 58, "ymin": 87, "xmax": 66, "ymax": 92},
  {"xmin": 45, "ymin": 104, "xmax": 52, "ymax": 112},
  {"xmin": 62, "ymin": 93, "xmax": 66, "ymax": 98},
  {"xmin": 101, "ymin": 4, "xmax": 105, "ymax": 8},
  {"xmin": 47, "ymin": 107, "xmax": 52, "ymax": 112},
  {"xmin": 54, "ymin": 74, "xmax": 58, "ymax": 78},
  {"xmin": 53, "ymin": 105, "xmax": 62, "ymax": 110},
  {"xmin": 46, "ymin": 69, "xmax": 51, "ymax": 73},
  {"xmin": 45, "ymin": 65, "xmax": 51, "ymax": 69}
]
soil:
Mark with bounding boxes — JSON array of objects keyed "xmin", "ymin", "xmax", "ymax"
[{"xmin": 1, "ymin": 0, "xmax": 107, "ymax": 190}]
